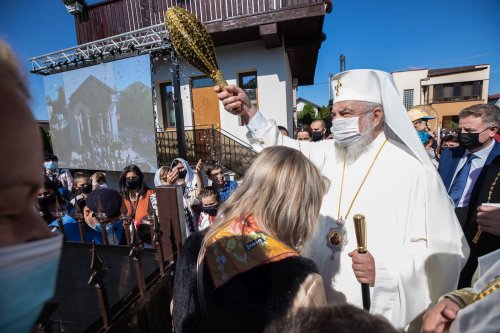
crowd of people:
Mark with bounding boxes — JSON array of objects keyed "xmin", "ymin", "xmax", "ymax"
[
  {"xmin": 1, "ymin": 37, "xmax": 499, "ymax": 333},
  {"xmin": 36, "ymin": 154, "xmax": 239, "ymax": 248}
]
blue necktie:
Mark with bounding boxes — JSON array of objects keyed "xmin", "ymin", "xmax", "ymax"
[{"xmin": 449, "ymin": 154, "xmax": 477, "ymax": 206}]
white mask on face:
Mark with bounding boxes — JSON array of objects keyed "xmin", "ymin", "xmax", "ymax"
[
  {"xmin": 332, "ymin": 110, "xmax": 375, "ymax": 148},
  {"xmin": 331, "ymin": 116, "xmax": 362, "ymax": 147}
]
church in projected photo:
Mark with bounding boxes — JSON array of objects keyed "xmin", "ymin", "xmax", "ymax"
[{"xmin": 44, "ymin": 56, "xmax": 157, "ymax": 172}]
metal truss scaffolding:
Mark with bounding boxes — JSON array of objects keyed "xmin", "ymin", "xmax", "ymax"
[{"xmin": 29, "ymin": 23, "xmax": 172, "ymax": 75}]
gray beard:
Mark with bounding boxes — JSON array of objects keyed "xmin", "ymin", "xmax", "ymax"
[{"xmin": 334, "ymin": 126, "xmax": 376, "ymax": 161}]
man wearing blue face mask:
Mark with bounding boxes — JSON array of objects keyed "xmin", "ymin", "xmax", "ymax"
[
  {"xmin": 215, "ymin": 69, "xmax": 468, "ymax": 331},
  {"xmin": 43, "ymin": 153, "xmax": 73, "ymax": 196},
  {"xmin": 0, "ymin": 40, "xmax": 62, "ymax": 333}
]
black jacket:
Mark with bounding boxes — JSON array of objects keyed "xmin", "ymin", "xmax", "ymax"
[
  {"xmin": 458, "ymin": 155, "xmax": 500, "ymax": 288},
  {"xmin": 173, "ymin": 231, "xmax": 320, "ymax": 333}
]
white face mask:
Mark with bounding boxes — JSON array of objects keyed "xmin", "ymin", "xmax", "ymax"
[
  {"xmin": 332, "ymin": 110, "xmax": 376, "ymax": 148},
  {"xmin": 331, "ymin": 116, "xmax": 363, "ymax": 147},
  {"xmin": 0, "ymin": 235, "xmax": 62, "ymax": 332}
]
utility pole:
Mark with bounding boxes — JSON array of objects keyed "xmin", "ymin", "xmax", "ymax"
[
  {"xmin": 171, "ymin": 50, "xmax": 187, "ymax": 159},
  {"xmin": 340, "ymin": 54, "xmax": 346, "ymax": 72}
]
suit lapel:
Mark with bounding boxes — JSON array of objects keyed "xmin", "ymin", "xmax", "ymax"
[
  {"xmin": 467, "ymin": 141, "xmax": 500, "ymax": 213},
  {"xmin": 444, "ymin": 148, "xmax": 466, "ymax": 191}
]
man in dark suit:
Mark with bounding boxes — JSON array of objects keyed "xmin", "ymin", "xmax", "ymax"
[{"xmin": 438, "ymin": 104, "xmax": 500, "ymax": 288}]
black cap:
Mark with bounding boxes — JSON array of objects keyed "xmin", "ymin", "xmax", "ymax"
[
  {"xmin": 43, "ymin": 153, "xmax": 58, "ymax": 161},
  {"xmin": 86, "ymin": 188, "xmax": 123, "ymax": 218}
]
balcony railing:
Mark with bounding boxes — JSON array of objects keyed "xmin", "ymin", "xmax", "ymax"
[
  {"xmin": 156, "ymin": 126, "xmax": 258, "ymax": 177},
  {"xmin": 75, "ymin": 0, "xmax": 324, "ymax": 44},
  {"xmin": 429, "ymin": 95, "xmax": 482, "ymax": 104}
]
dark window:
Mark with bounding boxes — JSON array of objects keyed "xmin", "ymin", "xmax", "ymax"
[
  {"xmin": 462, "ymin": 83, "xmax": 473, "ymax": 100},
  {"xmin": 433, "ymin": 81, "xmax": 482, "ymax": 102},
  {"xmin": 443, "ymin": 85, "xmax": 454, "ymax": 101},
  {"xmin": 434, "ymin": 85, "xmax": 443, "ymax": 101},
  {"xmin": 160, "ymin": 82, "xmax": 175, "ymax": 128},
  {"xmin": 473, "ymin": 81, "xmax": 482, "ymax": 98},
  {"xmin": 238, "ymin": 71, "xmax": 258, "ymax": 126},
  {"xmin": 238, "ymin": 71, "xmax": 258, "ymax": 107},
  {"xmin": 453, "ymin": 83, "xmax": 461, "ymax": 100}
]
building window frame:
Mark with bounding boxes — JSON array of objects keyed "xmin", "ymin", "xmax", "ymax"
[
  {"xmin": 237, "ymin": 70, "xmax": 258, "ymax": 126},
  {"xmin": 159, "ymin": 82, "xmax": 175, "ymax": 129},
  {"xmin": 403, "ymin": 89, "xmax": 414, "ymax": 110},
  {"xmin": 433, "ymin": 81, "xmax": 482, "ymax": 103}
]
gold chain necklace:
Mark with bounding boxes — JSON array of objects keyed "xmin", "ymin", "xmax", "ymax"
[
  {"xmin": 472, "ymin": 170, "xmax": 500, "ymax": 244},
  {"xmin": 337, "ymin": 139, "xmax": 388, "ymax": 224}
]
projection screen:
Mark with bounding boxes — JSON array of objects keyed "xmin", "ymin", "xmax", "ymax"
[{"xmin": 44, "ymin": 55, "xmax": 157, "ymax": 172}]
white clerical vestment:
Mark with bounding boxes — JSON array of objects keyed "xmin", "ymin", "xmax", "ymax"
[
  {"xmin": 450, "ymin": 249, "xmax": 500, "ymax": 333},
  {"xmin": 246, "ymin": 114, "xmax": 469, "ymax": 330}
]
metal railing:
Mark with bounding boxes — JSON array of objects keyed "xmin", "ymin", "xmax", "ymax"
[
  {"xmin": 429, "ymin": 95, "xmax": 482, "ymax": 104},
  {"xmin": 156, "ymin": 126, "xmax": 258, "ymax": 176},
  {"xmin": 75, "ymin": 0, "xmax": 324, "ymax": 44}
]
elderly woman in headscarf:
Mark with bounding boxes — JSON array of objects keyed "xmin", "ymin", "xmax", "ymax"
[{"xmin": 154, "ymin": 158, "xmax": 203, "ymax": 236}]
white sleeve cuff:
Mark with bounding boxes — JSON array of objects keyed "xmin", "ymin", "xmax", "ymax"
[{"xmin": 246, "ymin": 111, "xmax": 268, "ymax": 138}]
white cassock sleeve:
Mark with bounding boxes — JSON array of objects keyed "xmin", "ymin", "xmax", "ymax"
[
  {"xmin": 245, "ymin": 112, "xmax": 333, "ymax": 168},
  {"xmin": 371, "ymin": 165, "xmax": 469, "ymax": 330},
  {"xmin": 449, "ymin": 250, "xmax": 500, "ymax": 333}
]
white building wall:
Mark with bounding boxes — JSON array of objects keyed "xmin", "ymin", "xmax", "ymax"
[
  {"xmin": 392, "ymin": 69, "xmax": 428, "ymax": 106},
  {"xmin": 152, "ymin": 40, "xmax": 292, "ymax": 144},
  {"xmin": 217, "ymin": 40, "xmax": 291, "ymax": 142}
]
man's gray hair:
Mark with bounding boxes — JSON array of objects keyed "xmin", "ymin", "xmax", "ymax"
[
  {"xmin": 361, "ymin": 101, "xmax": 385, "ymax": 124},
  {"xmin": 459, "ymin": 104, "xmax": 500, "ymax": 126},
  {"xmin": 362, "ymin": 102, "xmax": 383, "ymax": 113}
]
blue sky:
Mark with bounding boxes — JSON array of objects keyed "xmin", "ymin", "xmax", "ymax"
[{"xmin": 1, "ymin": 0, "xmax": 499, "ymax": 119}]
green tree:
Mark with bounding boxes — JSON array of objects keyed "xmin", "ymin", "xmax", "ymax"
[{"xmin": 297, "ymin": 104, "xmax": 316, "ymax": 125}]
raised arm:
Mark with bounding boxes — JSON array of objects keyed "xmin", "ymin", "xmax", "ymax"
[{"xmin": 214, "ymin": 85, "xmax": 257, "ymax": 124}]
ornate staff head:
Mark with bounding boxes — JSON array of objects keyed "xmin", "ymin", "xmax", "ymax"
[
  {"xmin": 353, "ymin": 214, "xmax": 367, "ymax": 253},
  {"xmin": 165, "ymin": 7, "xmax": 227, "ymax": 88}
]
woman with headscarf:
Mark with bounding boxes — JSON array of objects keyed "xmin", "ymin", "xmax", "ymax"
[{"xmin": 173, "ymin": 147, "xmax": 330, "ymax": 333}]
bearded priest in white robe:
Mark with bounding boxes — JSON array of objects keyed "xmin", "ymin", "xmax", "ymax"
[{"xmin": 215, "ymin": 69, "xmax": 469, "ymax": 331}]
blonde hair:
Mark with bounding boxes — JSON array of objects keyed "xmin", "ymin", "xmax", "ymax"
[{"xmin": 202, "ymin": 146, "xmax": 330, "ymax": 251}]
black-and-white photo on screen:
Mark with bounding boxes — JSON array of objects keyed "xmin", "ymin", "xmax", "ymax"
[{"xmin": 44, "ymin": 55, "xmax": 157, "ymax": 172}]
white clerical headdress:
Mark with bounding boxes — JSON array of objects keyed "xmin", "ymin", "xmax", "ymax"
[
  {"xmin": 331, "ymin": 70, "xmax": 382, "ymax": 104},
  {"xmin": 331, "ymin": 69, "xmax": 434, "ymax": 170}
]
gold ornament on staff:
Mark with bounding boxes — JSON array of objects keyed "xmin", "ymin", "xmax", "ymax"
[
  {"xmin": 165, "ymin": 7, "xmax": 227, "ymax": 88},
  {"xmin": 353, "ymin": 214, "xmax": 367, "ymax": 253},
  {"xmin": 353, "ymin": 214, "xmax": 370, "ymax": 311}
]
